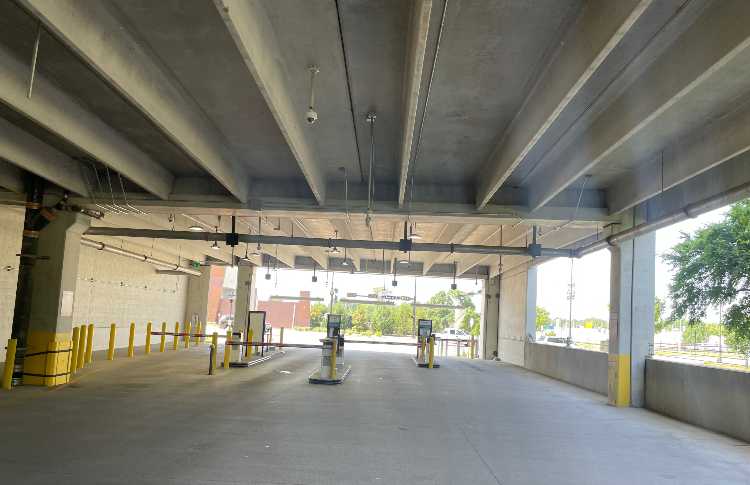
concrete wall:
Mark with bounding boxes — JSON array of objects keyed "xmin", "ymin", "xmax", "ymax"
[
  {"xmin": 525, "ymin": 342, "xmax": 608, "ymax": 395},
  {"xmin": 497, "ymin": 265, "xmax": 531, "ymax": 366},
  {"xmin": 645, "ymin": 359, "xmax": 750, "ymax": 443},
  {"xmin": 0, "ymin": 207, "xmax": 189, "ymax": 361}
]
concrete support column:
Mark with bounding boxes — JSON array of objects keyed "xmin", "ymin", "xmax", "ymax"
[
  {"xmin": 481, "ymin": 276, "xmax": 499, "ymax": 360},
  {"xmin": 24, "ymin": 212, "xmax": 89, "ymax": 385},
  {"xmin": 496, "ymin": 263, "xmax": 537, "ymax": 366},
  {"xmin": 184, "ymin": 266, "xmax": 210, "ymax": 326},
  {"xmin": 232, "ymin": 265, "xmax": 255, "ymax": 336},
  {"xmin": 608, "ymin": 232, "xmax": 655, "ymax": 407}
]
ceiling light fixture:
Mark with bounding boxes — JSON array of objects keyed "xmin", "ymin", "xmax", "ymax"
[
  {"xmin": 451, "ymin": 261, "xmax": 458, "ymax": 290},
  {"xmin": 312, "ymin": 264, "xmax": 318, "ymax": 283},
  {"xmin": 188, "ymin": 225, "xmax": 204, "ymax": 232}
]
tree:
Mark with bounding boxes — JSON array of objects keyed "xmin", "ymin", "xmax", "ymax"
[
  {"xmin": 309, "ymin": 303, "xmax": 327, "ymax": 328},
  {"xmin": 536, "ymin": 306, "xmax": 552, "ymax": 331},
  {"xmin": 664, "ymin": 200, "xmax": 750, "ymax": 352}
]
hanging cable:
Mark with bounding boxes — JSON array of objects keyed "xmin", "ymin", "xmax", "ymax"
[{"xmin": 365, "ymin": 112, "xmax": 376, "ymax": 229}]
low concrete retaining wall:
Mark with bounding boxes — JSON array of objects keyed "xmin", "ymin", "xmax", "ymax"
[
  {"xmin": 645, "ymin": 359, "xmax": 750, "ymax": 443},
  {"xmin": 524, "ymin": 342, "xmax": 608, "ymax": 395}
]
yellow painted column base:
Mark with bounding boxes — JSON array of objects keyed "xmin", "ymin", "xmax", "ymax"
[
  {"xmin": 22, "ymin": 331, "xmax": 73, "ymax": 387},
  {"xmin": 608, "ymin": 353, "xmax": 631, "ymax": 407}
]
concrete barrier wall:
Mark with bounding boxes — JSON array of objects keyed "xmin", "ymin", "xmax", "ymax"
[
  {"xmin": 645, "ymin": 359, "xmax": 750, "ymax": 443},
  {"xmin": 525, "ymin": 342, "xmax": 608, "ymax": 395}
]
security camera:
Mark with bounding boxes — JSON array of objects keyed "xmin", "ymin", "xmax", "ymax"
[
  {"xmin": 306, "ymin": 108, "xmax": 318, "ymax": 125},
  {"xmin": 306, "ymin": 65, "xmax": 320, "ymax": 125}
]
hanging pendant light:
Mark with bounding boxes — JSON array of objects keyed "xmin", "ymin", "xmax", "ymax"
[
  {"xmin": 451, "ymin": 261, "xmax": 457, "ymax": 290},
  {"xmin": 312, "ymin": 264, "xmax": 318, "ymax": 283}
]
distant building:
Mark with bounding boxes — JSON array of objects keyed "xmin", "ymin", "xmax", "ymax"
[{"xmin": 256, "ymin": 291, "xmax": 311, "ymax": 328}]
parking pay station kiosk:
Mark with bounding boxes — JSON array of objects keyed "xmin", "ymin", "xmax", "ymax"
[
  {"xmin": 415, "ymin": 318, "xmax": 439, "ymax": 368},
  {"xmin": 309, "ymin": 313, "xmax": 351, "ymax": 384}
]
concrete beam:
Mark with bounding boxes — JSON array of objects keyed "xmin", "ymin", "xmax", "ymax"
[
  {"xmin": 0, "ymin": 117, "xmax": 86, "ymax": 195},
  {"xmin": 608, "ymin": 98, "xmax": 750, "ymax": 214},
  {"xmin": 283, "ymin": 217, "xmax": 330, "ymax": 270},
  {"xmin": 19, "ymin": 0, "xmax": 248, "ymax": 202},
  {"xmin": 476, "ymin": 0, "xmax": 652, "ymax": 209},
  {"xmin": 214, "ymin": 0, "xmax": 327, "ymax": 204},
  {"xmin": 456, "ymin": 225, "xmax": 530, "ymax": 276},
  {"xmin": 0, "ymin": 159, "xmax": 24, "ymax": 193},
  {"xmin": 527, "ymin": 0, "xmax": 750, "ymax": 210},
  {"xmin": 328, "ymin": 218, "xmax": 364, "ymax": 270},
  {"xmin": 422, "ymin": 223, "xmax": 478, "ymax": 274},
  {"xmin": 0, "ymin": 44, "xmax": 173, "ymax": 198},
  {"xmin": 398, "ymin": 0, "xmax": 432, "ymax": 207}
]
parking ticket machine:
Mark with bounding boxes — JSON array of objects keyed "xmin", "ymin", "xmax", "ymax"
[
  {"xmin": 417, "ymin": 319, "xmax": 433, "ymax": 364},
  {"xmin": 327, "ymin": 313, "xmax": 344, "ymax": 364}
]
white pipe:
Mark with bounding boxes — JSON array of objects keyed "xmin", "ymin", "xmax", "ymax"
[{"xmin": 80, "ymin": 238, "xmax": 201, "ymax": 276}]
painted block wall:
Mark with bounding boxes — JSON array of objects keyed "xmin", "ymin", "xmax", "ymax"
[{"xmin": 0, "ymin": 207, "xmax": 188, "ymax": 362}]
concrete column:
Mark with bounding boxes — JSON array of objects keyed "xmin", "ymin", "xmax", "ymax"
[
  {"xmin": 24, "ymin": 212, "xmax": 89, "ymax": 385},
  {"xmin": 482, "ymin": 276, "xmax": 499, "ymax": 359},
  {"xmin": 184, "ymin": 265, "xmax": 210, "ymax": 325},
  {"xmin": 232, "ymin": 265, "xmax": 254, "ymax": 335},
  {"xmin": 608, "ymin": 232, "xmax": 655, "ymax": 407},
  {"xmin": 496, "ymin": 263, "xmax": 537, "ymax": 366},
  {"xmin": 525, "ymin": 266, "xmax": 538, "ymax": 344}
]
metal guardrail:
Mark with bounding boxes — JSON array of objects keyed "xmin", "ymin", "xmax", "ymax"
[{"xmin": 650, "ymin": 342, "xmax": 750, "ymax": 371}]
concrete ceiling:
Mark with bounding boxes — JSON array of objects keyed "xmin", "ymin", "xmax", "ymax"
[{"xmin": 1, "ymin": 0, "xmax": 750, "ymax": 276}]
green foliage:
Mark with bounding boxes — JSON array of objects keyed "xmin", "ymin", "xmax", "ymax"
[
  {"xmin": 307, "ymin": 289, "xmax": 478, "ymax": 337},
  {"xmin": 681, "ymin": 323, "xmax": 721, "ymax": 345},
  {"xmin": 536, "ymin": 306, "xmax": 552, "ymax": 331},
  {"xmin": 665, "ymin": 200, "xmax": 750, "ymax": 345}
]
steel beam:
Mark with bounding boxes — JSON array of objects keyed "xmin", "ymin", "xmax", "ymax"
[{"xmin": 84, "ymin": 227, "xmax": 573, "ymax": 258}]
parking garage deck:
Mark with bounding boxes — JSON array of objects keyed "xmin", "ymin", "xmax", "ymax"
[{"xmin": 1, "ymin": 347, "xmax": 748, "ymax": 485}]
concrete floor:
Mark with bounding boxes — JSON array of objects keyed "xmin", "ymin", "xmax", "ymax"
[{"xmin": 1, "ymin": 346, "xmax": 749, "ymax": 485}]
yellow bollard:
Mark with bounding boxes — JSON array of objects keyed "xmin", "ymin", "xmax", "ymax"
[
  {"xmin": 212, "ymin": 332, "xmax": 218, "ymax": 371},
  {"xmin": 159, "ymin": 322, "xmax": 166, "ymax": 352},
  {"xmin": 420, "ymin": 337, "xmax": 426, "ymax": 363},
  {"xmin": 183, "ymin": 322, "xmax": 189, "ymax": 345},
  {"xmin": 244, "ymin": 328, "xmax": 252, "ymax": 358},
  {"xmin": 470, "ymin": 336, "xmax": 476, "ymax": 359},
  {"xmin": 145, "ymin": 322, "xmax": 152, "ymax": 355},
  {"xmin": 185, "ymin": 322, "xmax": 191, "ymax": 349},
  {"xmin": 77, "ymin": 325, "xmax": 86, "ymax": 370},
  {"xmin": 128, "ymin": 322, "xmax": 136, "ymax": 358},
  {"xmin": 194, "ymin": 321, "xmax": 201, "ymax": 345},
  {"xmin": 107, "ymin": 324, "xmax": 116, "ymax": 360},
  {"xmin": 173, "ymin": 322, "xmax": 179, "ymax": 350},
  {"xmin": 223, "ymin": 330, "xmax": 232, "ymax": 368},
  {"xmin": 85, "ymin": 323, "xmax": 94, "ymax": 364},
  {"xmin": 71, "ymin": 327, "xmax": 80, "ymax": 373},
  {"xmin": 330, "ymin": 338, "xmax": 338, "ymax": 380},
  {"xmin": 279, "ymin": 327, "xmax": 284, "ymax": 347},
  {"xmin": 428, "ymin": 335, "xmax": 435, "ymax": 369},
  {"xmin": 2, "ymin": 338, "xmax": 17, "ymax": 390}
]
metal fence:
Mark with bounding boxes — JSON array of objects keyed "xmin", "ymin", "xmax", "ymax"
[{"xmin": 650, "ymin": 342, "xmax": 750, "ymax": 371}]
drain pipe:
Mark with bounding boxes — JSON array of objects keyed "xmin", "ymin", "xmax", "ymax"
[
  {"xmin": 575, "ymin": 182, "xmax": 750, "ymax": 258},
  {"xmin": 81, "ymin": 238, "xmax": 201, "ymax": 276}
]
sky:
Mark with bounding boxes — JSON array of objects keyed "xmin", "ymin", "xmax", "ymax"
[{"xmin": 536, "ymin": 206, "xmax": 730, "ymax": 321}]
